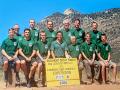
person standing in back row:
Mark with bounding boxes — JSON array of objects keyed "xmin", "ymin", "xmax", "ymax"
[
  {"xmin": 89, "ymin": 21, "xmax": 102, "ymax": 82},
  {"xmin": 61, "ymin": 19, "xmax": 74, "ymax": 45},
  {"xmin": 13, "ymin": 24, "xmax": 23, "ymax": 42},
  {"xmin": 44, "ymin": 20, "xmax": 56, "ymax": 45},
  {"xmin": 72, "ymin": 19, "xmax": 85, "ymax": 45},
  {"xmin": 89, "ymin": 21, "xmax": 102, "ymax": 46},
  {"xmin": 29, "ymin": 19, "xmax": 39, "ymax": 43}
]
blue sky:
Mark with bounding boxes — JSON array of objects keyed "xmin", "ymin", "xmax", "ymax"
[{"xmin": 0, "ymin": 0, "xmax": 120, "ymax": 44}]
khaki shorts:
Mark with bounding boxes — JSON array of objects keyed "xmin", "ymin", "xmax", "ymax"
[
  {"xmin": 18, "ymin": 55, "xmax": 37, "ymax": 64},
  {"xmin": 1, "ymin": 55, "xmax": 19, "ymax": 65}
]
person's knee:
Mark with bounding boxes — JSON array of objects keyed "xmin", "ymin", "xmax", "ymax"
[
  {"xmin": 33, "ymin": 62, "xmax": 38, "ymax": 67},
  {"xmin": 4, "ymin": 61, "xmax": 8, "ymax": 66},
  {"xmin": 38, "ymin": 63, "xmax": 42, "ymax": 67},
  {"xmin": 100, "ymin": 62, "xmax": 105, "ymax": 68},
  {"xmin": 16, "ymin": 60, "xmax": 20, "ymax": 65},
  {"xmin": 79, "ymin": 62, "xmax": 84, "ymax": 71},
  {"xmin": 20, "ymin": 60, "xmax": 26, "ymax": 69},
  {"xmin": 31, "ymin": 62, "xmax": 38, "ymax": 70},
  {"xmin": 112, "ymin": 63, "xmax": 117, "ymax": 69},
  {"xmin": 79, "ymin": 66, "xmax": 84, "ymax": 71},
  {"xmin": 21, "ymin": 60, "xmax": 26, "ymax": 65}
]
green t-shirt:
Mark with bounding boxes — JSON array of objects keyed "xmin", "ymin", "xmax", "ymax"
[
  {"xmin": 68, "ymin": 44, "xmax": 81, "ymax": 58},
  {"xmin": 61, "ymin": 29, "xmax": 74, "ymax": 45},
  {"xmin": 30, "ymin": 28, "xmax": 39, "ymax": 43},
  {"xmin": 18, "ymin": 38, "xmax": 35, "ymax": 56},
  {"xmin": 36, "ymin": 40, "xmax": 50, "ymax": 57},
  {"xmin": 44, "ymin": 29, "xmax": 56, "ymax": 45},
  {"xmin": 89, "ymin": 30, "xmax": 102, "ymax": 46},
  {"xmin": 51, "ymin": 40, "xmax": 68, "ymax": 58},
  {"xmin": 1, "ymin": 37, "xmax": 18, "ymax": 56},
  {"xmin": 81, "ymin": 42, "xmax": 95, "ymax": 59},
  {"xmin": 72, "ymin": 28, "xmax": 85, "ymax": 45},
  {"xmin": 14, "ymin": 34, "xmax": 23, "ymax": 42},
  {"xmin": 97, "ymin": 43, "xmax": 111, "ymax": 60}
]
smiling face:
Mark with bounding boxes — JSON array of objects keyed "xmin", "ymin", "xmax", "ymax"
[
  {"xmin": 63, "ymin": 19, "xmax": 70, "ymax": 30},
  {"xmin": 64, "ymin": 22, "xmax": 70, "ymax": 30},
  {"xmin": 47, "ymin": 21, "xmax": 53, "ymax": 30},
  {"xmin": 74, "ymin": 20, "xmax": 80, "ymax": 29},
  {"xmin": 30, "ymin": 19, "xmax": 35, "ymax": 28},
  {"xmin": 56, "ymin": 32, "xmax": 62, "ymax": 42},
  {"xmin": 24, "ymin": 29, "xmax": 30, "ymax": 38},
  {"xmin": 40, "ymin": 32, "xmax": 46, "ymax": 41},
  {"xmin": 101, "ymin": 35, "xmax": 107, "ymax": 43},
  {"xmin": 9, "ymin": 29, "xmax": 15, "ymax": 39},
  {"xmin": 92, "ymin": 22, "xmax": 98, "ymax": 30},
  {"xmin": 85, "ymin": 33, "xmax": 91, "ymax": 42},
  {"xmin": 70, "ymin": 36, "xmax": 76, "ymax": 44},
  {"xmin": 13, "ymin": 24, "xmax": 20, "ymax": 34}
]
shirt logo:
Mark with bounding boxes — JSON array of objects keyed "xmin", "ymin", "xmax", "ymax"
[
  {"xmin": 76, "ymin": 46, "xmax": 79, "ymax": 51},
  {"xmin": 68, "ymin": 32, "xmax": 71, "ymax": 37},
  {"xmin": 14, "ymin": 42, "xmax": 17, "ymax": 46},
  {"xmin": 97, "ymin": 34, "xmax": 99, "ymax": 39},
  {"xmin": 89, "ymin": 47, "xmax": 93, "ymax": 51},
  {"xmin": 106, "ymin": 46, "xmax": 108, "ymax": 51},
  {"xmin": 45, "ymin": 45, "xmax": 48, "ymax": 49},
  {"xmin": 29, "ymin": 42, "xmax": 33, "ymax": 47},
  {"xmin": 52, "ymin": 33, "xmax": 55, "ymax": 37},
  {"xmin": 19, "ymin": 38, "xmax": 22, "ymax": 41},
  {"xmin": 79, "ymin": 32, "xmax": 82, "ymax": 36},
  {"xmin": 35, "ymin": 32, "xmax": 38, "ymax": 36}
]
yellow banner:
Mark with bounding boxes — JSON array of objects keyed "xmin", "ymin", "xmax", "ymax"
[{"xmin": 45, "ymin": 58, "xmax": 80, "ymax": 87}]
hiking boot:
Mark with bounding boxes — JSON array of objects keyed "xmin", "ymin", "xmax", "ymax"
[
  {"xmin": 16, "ymin": 72, "xmax": 20, "ymax": 86},
  {"xmin": 27, "ymin": 80, "xmax": 31, "ymax": 88}
]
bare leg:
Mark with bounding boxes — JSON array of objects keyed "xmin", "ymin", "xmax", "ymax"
[
  {"xmin": 20, "ymin": 60, "xmax": 28, "ymax": 81},
  {"xmin": 99, "ymin": 61, "xmax": 106, "ymax": 84},
  {"xmin": 3, "ymin": 60, "xmax": 8, "ymax": 87},
  {"xmin": 112, "ymin": 63, "xmax": 117, "ymax": 83},
  {"xmin": 38, "ymin": 63, "xmax": 43, "ymax": 80},
  {"xmin": 29, "ymin": 62, "xmax": 37, "ymax": 79}
]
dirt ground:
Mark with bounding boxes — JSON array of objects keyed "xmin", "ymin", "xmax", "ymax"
[
  {"xmin": 0, "ymin": 67, "xmax": 120, "ymax": 90},
  {"xmin": 0, "ymin": 84, "xmax": 120, "ymax": 90}
]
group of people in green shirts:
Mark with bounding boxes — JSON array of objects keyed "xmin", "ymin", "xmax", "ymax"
[{"xmin": 1, "ymin": 18, "xmax": 117, "ymax": 88}]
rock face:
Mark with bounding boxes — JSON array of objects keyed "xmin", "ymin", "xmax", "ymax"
[
  {"xmin": 37, "ymin": 8, "xmax": 120, "ymax": 63},
  {"xmin": 64, "ymin": 8, "xmax": 80, "ymax": 15}
]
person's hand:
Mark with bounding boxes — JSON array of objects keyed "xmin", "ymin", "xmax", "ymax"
[
  {"xmin": 77, "ymin": 60, "xmax": 80, "ymax": 65},
  {"xmin": 28, "ymin": 57, "xmax": 32, "ymax": 62},
  {"xmin": 13, "ymin": 55, "xmax": 17, "ymax": 59},
  {"xmin": 66, "ymin": 55, "xmax": 71, "ymax": 58},
  {"xmin": 39, "ymin": 56, "xmax": 44, "ymax": 62},
  {"xmin": 105, "ymin": 60, "xmax": 109, "ymax": 66},
  {"xmin": 7, "ymin": 56, "xmax": 13, "ymax": 61},
  {"xmin": 25, "ymin": 57, "xmax": 30, "ymax": 62},
  {"xmin": 87, "ymin": 60, "xmax": 91, "ymax": 64},
  {"xmin": 91, "ymin": 60, "xmax": 94, "ymax": 65}
]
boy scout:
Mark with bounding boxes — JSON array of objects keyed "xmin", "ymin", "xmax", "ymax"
[
  {"xmin": 18, "ymin": 28, "xmax": 37, "ymax": 88},
  {"xmin": 81, "ymin": 32, "xmax": 96, "ymax": 84},
  {"xmin": 1, "ymin": 28, "xmax": 20, "ymax": 87},
  {"xmin": 36, "ymin": 31, "xmax": 51, "ymax": 87},
  {"xmin": 51, "ymin": 31, "xmax": 70, "ymax": 58},
  {"xmin": 61, "ymin": 19, "xmax": 74, "ymax": 45},
  {"xmin": 29, "ymin": 19, "xmax": 39, "ymax": 42},
  {"xmin": 72, "ymin": 19, "xmax": 85, "ymax": 45},
  {"xmin": 44, "ymin": 20, "xmax": 56, "ymax": 45},
  {"xmin": 97, "ymin": 34, "xmax": 117, "ymax": 84}
]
